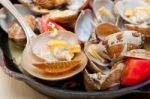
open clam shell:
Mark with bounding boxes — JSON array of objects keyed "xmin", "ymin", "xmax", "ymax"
[
  {"xmin": 0, "ymin": 4, "xmax": 33, "ymax": 33},
  {"xmin": 0, "ymin": 4, "xmax": 36, "ymax": 46},
  {"xmin": 92, "ymin": 0, "xmax": 117, "ymax": 24},
  {"xmin": 18, "ymin": 0, "xmax": 48, "ymax": 14},
  {"xmin": 32, "ymin": 0, "xmax": 67, "ymax": 9},
  {"xmin": 67, "ymin": 0, "xmax": 89, "ymax": 11},
  {"xmin": 123, "ymin": 49, "xmax": 150, "ymax": 60},
  {"xmin": 125, "ymin": 24, "xmax": 150, "ymax": 37},
  {"xmin": 86, "ymin": 57, "xmax": 110, "ymax": 74},
  {"xmin": 45, "ymin": 9, "xmax": 78, "ymax": 24},
  {"xmin": 75, "ymin": 9, "xmax": 94, "ymax": 42},
  {"xmin": 84, "ymin": 69, "xmax": 104, "ymax": 91},
  {"xmin": 101, "ymin": 62, "xmax": 124, "ymax": 90},
  {"xmin": 84, "ymin": 61, "xmax": 124, "ymax": 91},
  {"xmin": 95, "ymin": 22, "xmax": 121, "ymax": 39},
  {"xmin": 98, "ymin": 31, "xmax": 144, "ymax": 61},
  {"xmin": 19, "ymin": 0, "xmax": 88, "ymax": 15},
  {"xmin": 115, "ymin": 0, "xmax": 150, "ymax": 24},
  {"xmin": 84, "ymin": 42, "xmax": 110, "ymax": 67},
  {"xmin": 33, "ymin": 60, "xmax": 80, "ymax": 73},
  {"xmin": 31, "ymin": 30, "xmax": 79, "ymax": 61},
  {"xmin": 21, "ymin": 30, "xmax": 88, "ymax": 81}
]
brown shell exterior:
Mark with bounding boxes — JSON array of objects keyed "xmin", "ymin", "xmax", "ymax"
[
  {"xmin": 101, "ymin": 62, "xmax": 124, "ymax": 90},
  {"xmin": 83, "ymin": 70, "xmax": 99, "ymax": 91},
  {"xmin": 125, "ymin": 24, "xmax": 150, "ymax": 37},
  {"xmin": 46, "ymin": 10, "xmax": 78, "ymax": 24},
  {"xmin": 8, "ymin": 15, "xmax": 36, "ymax": 46},
  {"xmin": 95, "ymin": 22, "xmax": 121, "ymax": 39},
  {"xmin": 33, "ymin": 0, "xmax": 67, "ymax": 9},
  {"xmin": 123, "ymin": 49, "xmax": 150, "ymax": 60},
  {"xmin": 99, "ymin": 31, "xmax": 144, "ymax": 61},
  {"xmin": 107, "ymin": 44, "xmax": 124, "ymax": 59},
  {"xmin": 33, "ymin": 60, "xmax": 80, "ymax": 73}
]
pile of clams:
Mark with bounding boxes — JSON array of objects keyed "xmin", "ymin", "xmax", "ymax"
[
  {"xmin": 1, "ymin": 0, "xmax": 150, "ymax": 91},
  {"xmin": 76, "ymin": 0, "xmax": 150, "ymax": 91}
]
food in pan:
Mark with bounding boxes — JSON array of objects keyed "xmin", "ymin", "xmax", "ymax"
[{"xmin": 1, "ymin": 0, "xmax": 150, "ymax": 92}]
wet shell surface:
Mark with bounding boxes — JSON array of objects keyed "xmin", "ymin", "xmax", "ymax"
[
  {"xmin": 20, "ymin": 30, "xmax": 88, "ymax": 81},
  {"xmin": 84, "ymin": 42, "xmax": 109, "ymax": 67},
  {"xmin": 33, "ymin": 60, "xmax": 80, "ymax": 73},
  {"xmin": 92, "ymin": 0, "xmax": 117, "ymax": 24},
  {"xmin": 0, "ymin": 4, "xmax": 34, "ymax": 33},
  {"xmin": 123, "ymin": 49, "xmax": 150, "ymax": 60},
  {"xmin": 125, "ymin": 24, "xmax": 150, "ymax": 37},
  {"xmin": 45, "ymin": 10, "xmax": 78, "ymax": 24},
  {"xmin": 95, "ymin": 22, "xmax": 121, "ymax": 39},
  {"xmin": 33, "ymin": 0, "xmax": 67, "ymax": 9},
  {"xmin": 67, "ymin": 0, "xmax": 89, "ymax": 11},
  {"xmin": 98, "ymin": 31, "xmax": 144, "ymax": 61},
  {"xmin": 84, "ymin": 61, "xmax": 124, "ymax": 91},
  {"xmin": 0, "ymin": 4, "xmax": 36, "ymax": 46},
  {"xmin": 75, "ymin": 9, "xmax": 94, "ymax": 42},
  {"xmin": 115, "ymin": 0, "xmax": 150, "ymax": 24}
]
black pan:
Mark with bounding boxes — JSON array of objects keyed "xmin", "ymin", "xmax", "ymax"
[{"xmin": 0, "ymin": 1, "xmax": 150, "ymax": 99}]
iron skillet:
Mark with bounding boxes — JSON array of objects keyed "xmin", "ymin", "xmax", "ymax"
[{"xmin": 0, "ymin": 1, "xmax": 150, "ymax": 99}]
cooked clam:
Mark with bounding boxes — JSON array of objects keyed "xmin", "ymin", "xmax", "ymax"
[
  {"xmin": 0, "ymin": 4, "xmax": 36, "ymax": 46},
  {"xmin": 125, "ymin": 24, "xmax": 150, "ymax": 37},
  {"xmin": 33, "ymin": 0, "xmax": 67, "ymax": 9},
  {"xmin": 67, "ymin": 0, "xmax": 89, "ymax": 11},
  {"xmin": 45, "ymin": 9, "xmax": 78, "ymax": 24},
  {"xmin": 84, "ymin": 61, "xmax": 124, "ymax": 91},
  {"xmin": 84, "ymin": 42, "xmax": 109, "ymax": 67},
  {"xmin": 75, "ymin": 9, "xmax": 94, "ymax": 42},
  {"xmin": 115, "ymin": 0, "xmax": 150, "ymax": 24},
  {"xmin": 8, "ymin": 14, "xmax": 36, "ymax": 46},
  {"xmin": 95, "ymin": 22, "xmax": 121, "ymax": 39},
  {"xmin": 19, "ymin": 0, "xmax": 88, "ymax": 15},
  {"xmin": 123, "ymin": 49, "xmax": 150, "ymax": 60},
  {"xmin": 21, "ymin": 30, "xmax": 88, "ymax": 81},
  {"xmin": 92, "ymin": 0, "xmax": 117, "ymax": 24},
  {"xmin": 0, "ymin": 4, "xmax": 33, "ymax": 33},
  {"xmin": 33, "ymin": 60, "xmax": 80, "ymax": 73},
  {"xmin": 98, "ymin": 31, "xmax": 144, "ymax": 61}
]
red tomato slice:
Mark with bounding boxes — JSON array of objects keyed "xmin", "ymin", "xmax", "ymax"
[
  {"xmin": 121, "ymin": 58, "xmax": 150, "ymax": 86},
  {"xmin": 39, "ymin": 16, "xmax": 66, "ymax": 33}
]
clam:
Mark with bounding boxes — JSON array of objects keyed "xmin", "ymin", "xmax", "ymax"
[
  {"xmin": 125, "ymin": 24, "xmax": 150, "ymax": 37},
  {"xmin": 115, "ymin": 0, "xmax": 150, "ymax": 24},
  {"xmin": 95, "ymin": 22, "xmax": 121, "ymax": 39},
  {"xmin": 115, "ymin": 0, "xmax": 150, "ymax": 35},
  {"xmin": 123, "ymin": 49, "xmax": 150, "ymax": 60},
  {"xmin": 32, "ymin": 0, "xmax": 67, "ymax": 9},
  {"xmin": 18, "ymin": 0, "xmax": 49, "ymax": 14},
  {"xmin": 75, "ymin": 9, "xmax": 94, "ymax": 42},
  {"xmin": 92, "ymin": 0, "xmax": 117, "ymax": 24},
  {"xmin": 21, "ymin": 30, "xmax": 88, "ymax": 81},
  {"xmin": 67, "ymin": 0, "xmax": 89, "ymax": 11},
  {"xmin": 84, "ymin": 42, "xmax": 109, "ymax": 67},
  {"xmin": 0, "ymin": 4, "xmax": 36, "ymax": 46},
  {"xmin": 45, "ymin": 9, "xmax": 78, "ymax": 24},
  {"xmin": 101, "ymin": 62, "xmax": 124, "ymax": 90},
  {"xmin": 18, "ymin": 0, "xmax": 88, "ymax": 15},
  {"xmin": 0, "ymin": 4, "xmax": 33, "ymax": 33},
  {"xmin": 98, "ymin": 31, "xmax": 144, "ymax": 61},
  {"xmin": 33, "ymin": 60, "xmax": 80, "ymax": 74},
  {"xmin": 84, "ymin": 61, "xmax": 124, "ymax": 91},
  {"xmin": 144, "ymin": 38, "xmax": 150, "ymax": 51}
]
